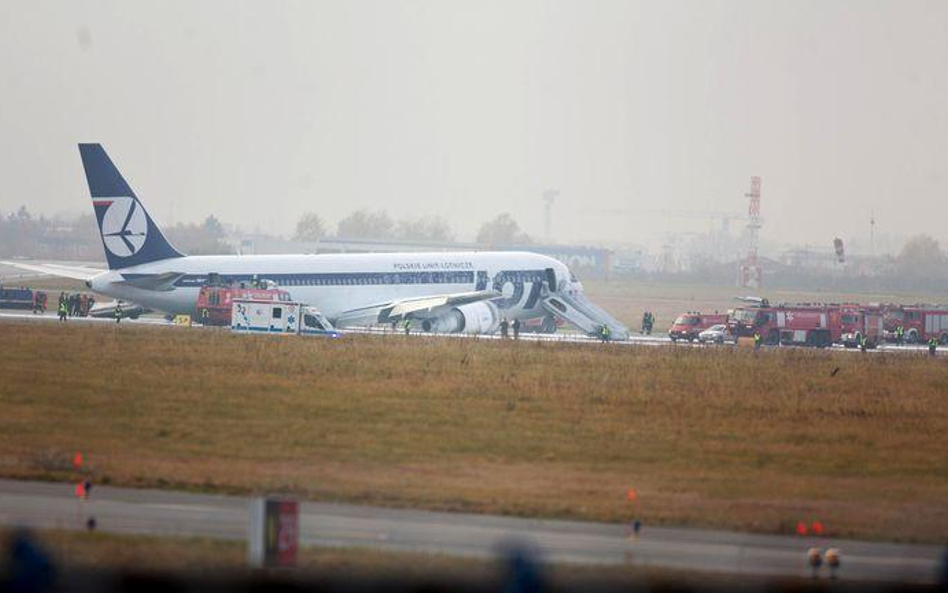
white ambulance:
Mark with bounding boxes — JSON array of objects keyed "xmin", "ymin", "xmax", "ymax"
[{"xmin": 230, "ymin": 299, "xmax": 339, "ymax": 337}]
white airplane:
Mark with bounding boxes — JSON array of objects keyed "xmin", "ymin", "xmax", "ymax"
[{"xmin": 5, "ymin": 144, "xmax": 629, "ymax": 339}]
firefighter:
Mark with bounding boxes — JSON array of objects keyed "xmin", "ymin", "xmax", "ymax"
[
  {"xmin": 929, "ymin": 336, "xmax": 937, "ymax": 356},
  {"xmin": 512, "ymin": 318, "xmax": 521, "ymax": 340},
  {"xmin": 895, "ymin": 325, "xmax": 904, "ymax": 345},
  {"xmin": 114, "ymin": 301, "xmax": 123, "ymax": 324},
  {"xmin": 404, "ymin": 319, "xmax": 412, "ymax": 336},
  {"xmin": 58, "ymin": 299, "xmax": 68, "ymax": 322},
  {"xmin": 499, "ymin": 317, "xmax": 509, "ymax": 339},
  {"xmin": 859, "ymin": 334, "xmax": 867, "ymax": 353},
  {"xmin": 641, "ymin": 311, "xmax": 653, "ymax": 335},
  {"xmin": 200, "ymin": 307, "xmax": 210, "ymax": 326},
  {"xmin": 753, "ymin": 331, "xmax": 762, "ymax": 350},
  {"xmin": 599, "ymin": 324, "xmax": 611, "ymax": 343}
]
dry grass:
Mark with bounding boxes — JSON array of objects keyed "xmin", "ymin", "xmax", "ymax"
[{"xmin": 1, "ymin": 320, "xmax": 947, "ymax": 542}]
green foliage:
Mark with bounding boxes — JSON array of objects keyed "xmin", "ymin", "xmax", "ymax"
[
  {"xmin": 476, "ymin": 213, "xmax": 531, "ymax": 246},
  {"xmin": 336, "ymin": 210, "xmax": 396, "ymax": 240},
  {"xmin": 294, "ymin": 212, "xmax": 326, "ymax": 241}
]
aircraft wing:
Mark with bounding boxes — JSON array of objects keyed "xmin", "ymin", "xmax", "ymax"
[
  {"xmin": 0, "ymin": 261, "xmax": 105, "ymax": 281},
  {"xmin": 332, "ymin": 289, "xmax": 500, "ymax": 326},
  {"xmin": 113, "ymin": 272, "xmax": 185, "ymax": 292}
]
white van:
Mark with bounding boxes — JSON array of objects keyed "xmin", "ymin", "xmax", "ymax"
[{"xmin": 230, "ymin": 299, "xmax": 339, "ymax": 337}]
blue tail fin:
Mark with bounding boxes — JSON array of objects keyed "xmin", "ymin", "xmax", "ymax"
[{"xmin": 79, "ymin": 144, "xmax": 183, "ymax": 270}]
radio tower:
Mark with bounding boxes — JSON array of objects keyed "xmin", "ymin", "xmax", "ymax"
[{"xmin": 739, "ymin": 176, "xmax": 762, "ymax": 288}]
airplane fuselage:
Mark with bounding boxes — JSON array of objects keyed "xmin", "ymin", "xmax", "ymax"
[{"xmin": 89, "ymin": 250, "xmax": 576, "ymax": 324}]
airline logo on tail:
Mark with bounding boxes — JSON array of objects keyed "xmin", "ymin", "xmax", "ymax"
[
  {"xmin": 79, "ymin": 143, "xmax": 183, "ymax": 270},
  {"xmin": 96, "ymin": 197, "xmax": 148, "ymax": 257}
]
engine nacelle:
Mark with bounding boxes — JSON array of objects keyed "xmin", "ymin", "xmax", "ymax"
[{"xmin": 421, "ymin": 301, "xmax": 500, "ymax": 334}]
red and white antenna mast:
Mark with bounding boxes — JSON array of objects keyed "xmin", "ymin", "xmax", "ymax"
[{"xmin": 739, "ymin": 176, "xmax": 762, "ymax": 288}]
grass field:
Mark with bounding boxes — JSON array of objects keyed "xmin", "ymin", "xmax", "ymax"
[{"xmin": 1, "ymin": 320, "xmax": 947, "ymax": 543}]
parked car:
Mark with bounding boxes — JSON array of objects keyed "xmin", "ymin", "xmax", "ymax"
[{"xmin": 697, "ymin": 324, "xmax": 733, "ymax": 344}]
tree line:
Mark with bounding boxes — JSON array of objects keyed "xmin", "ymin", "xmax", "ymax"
[
  {"xmin": 0, "ymin": 206, "xmax": 232, "ymax": 259},
  {"xmin": 0, "ymin": 205, "xmax": 535, "ymax": 261},
  {"xmin": 295, "ymin": 210, "xmax": 532, "ymax": 246}
]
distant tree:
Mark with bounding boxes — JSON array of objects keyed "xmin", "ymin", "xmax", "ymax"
[
  {"xmin": 395, "ymin": 215, "xmax": 453, "ymax": 242},
  {"xmin": 166, "ymin": 215, "xmax": 232, "ymax": 255},
  {"xmin": 476, "ymin": 213, "xmax": 531, "ymax": 246},
  {"xmin": 336, "ymin": 210, "xmax": 395, "ymax": 240},
  {"xmin": 294, "ymin": 212, "xmax": 326, "ymax": 241},
  {"xmin": 895, "ymin": 234, "xmax": 947, "ymax": 280}
]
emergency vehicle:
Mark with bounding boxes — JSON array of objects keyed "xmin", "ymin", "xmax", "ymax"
[
  {"xmin": 0, "ymin": 285, "xmax": 44, "ymax": 310},
  {"xmin": 521, "ymin": 314, "xmax": 562, "ymax": 334},
  {"xmin": 883, "ymin": 306, "xmax": 948, "ymax": 344},
  {"xmin": 668, "ymin": 312, "xmax": 728, "ymax": 342},
  {"xmin": 230, "ymin": 299, "xmax": 339, "ymax": 337},
  {"xmin": 728, "ymin": 299, "xmax": 841, "ymax": 347},
  {"xmin": 839, "ymin": 307, "xmax": 884, "ymax": 348},
  {"xmin": 195, "ymin": 282, "xmax": 293, "ymax": 326}
]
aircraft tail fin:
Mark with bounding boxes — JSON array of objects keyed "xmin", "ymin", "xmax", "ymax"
[{"xmin": 79, "ymin": 143, "xmax": 183, "ymax": 270}]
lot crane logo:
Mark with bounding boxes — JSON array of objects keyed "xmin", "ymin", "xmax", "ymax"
[{"xmin": 100, "ymin": 197, "xmax": 147, "ymax": 257}]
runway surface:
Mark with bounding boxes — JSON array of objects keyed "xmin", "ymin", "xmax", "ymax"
[
  {"xmin": 0, "ymin": 479, "xmax": 942, "ymax": 583},
  {"xmin": 1, "ymin": 308, "xmax": 944, "ymax": 357}
]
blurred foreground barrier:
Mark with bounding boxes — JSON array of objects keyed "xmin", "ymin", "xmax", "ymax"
[{"xmin": 247, "ymin": 497, "xmax": 298, "ymax": 569}]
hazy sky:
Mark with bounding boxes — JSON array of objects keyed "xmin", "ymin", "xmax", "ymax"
[{"xmin": 1, "ymin": 1, "xmax": 946, "ymax": 250}]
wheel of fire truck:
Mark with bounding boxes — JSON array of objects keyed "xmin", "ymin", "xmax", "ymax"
[
  {"xmin": 906, "ymin": 329, "xmax": 919, "ymax": 343},
  {"xmin": 765, "ymin": 329, "xmax": 780, "ymax": 345}
]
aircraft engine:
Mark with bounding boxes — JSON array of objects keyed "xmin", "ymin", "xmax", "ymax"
[{"xmin": 421, "ymin": 301, "xmax": 500, "ymax": 334}]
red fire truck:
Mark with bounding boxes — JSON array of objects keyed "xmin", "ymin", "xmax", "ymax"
[
  {"xmin": 883, "ymin": 305, "xmax": 948, "ymax": 344},
  {"xmin": 728, "ymin": 299, "xmax": 842, "ymax": 347},
  {"xmin": 195, "ymin": 283, "xmax": 293, "ymax": 326},
  {"xmin": 668, "ymin": 312, "xmax": 729, "ymax": 342},
  {"xmin": 838, "ymin": 306, "xmax": 885, "ymax": 348}
]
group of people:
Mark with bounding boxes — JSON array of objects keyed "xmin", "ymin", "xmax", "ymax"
[
  {"xmin": 56, "ymin": 292, "xmax": 95, "ymax": 321},
  {"xmin": 498, "ymin": 317, "xmax": 521, "ymax": 339}
]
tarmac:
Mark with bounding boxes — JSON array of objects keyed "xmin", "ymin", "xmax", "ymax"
[
  {"xmin": 0, "ymin": 309, "xmax": 944, "ymax": 355},
  {"xmin": 0, "ymin": 479, "xmax": 943, "ymax": 583}
]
